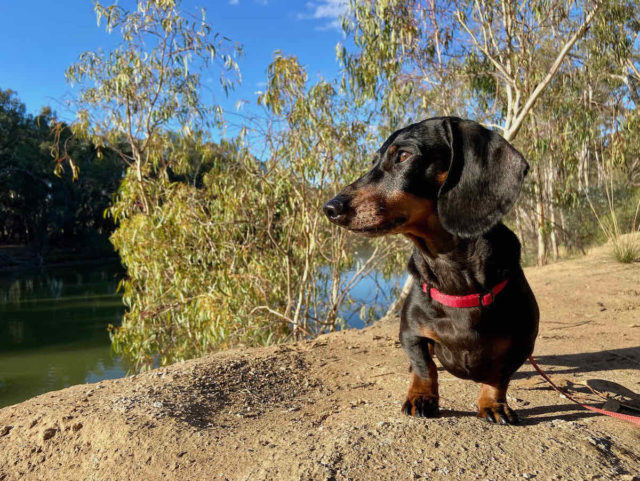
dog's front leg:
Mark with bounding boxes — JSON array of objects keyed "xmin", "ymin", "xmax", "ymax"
[
  {"xmin": 399, "ymin": 332, "xmax": 439, "ymax": 418},
  {"xmin": 477, "ymin": 383, "xmax": 519, "ymax": 425}
]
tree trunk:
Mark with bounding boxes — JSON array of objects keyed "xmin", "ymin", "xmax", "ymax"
[
  {"xmin": 578, "ymin": 140, "xmax": 590, "ymax": 193},
  {"xmin": 381, "ymin": 275, "xmax": 413, "ymax": 321},
  {"xmin": 546, "ymin": 164, "xmax": 559, "ymax": 261},
  {"xmin": 533, "ymin": 163, "xmax": 547, "ymax": 266},
  {"xmin": 515, "ymin": 206, "xmax": 525, "ymax": 250}
]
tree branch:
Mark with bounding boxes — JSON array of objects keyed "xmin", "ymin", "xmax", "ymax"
[
  {"xmin": 504, "ymin": 2, "xmax": 603, "ymax": 141},
  {"xmin": 455, "ymin": 7, "xmax": 515, "ymax": 87}
]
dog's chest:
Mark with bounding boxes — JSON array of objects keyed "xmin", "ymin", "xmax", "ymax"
[
  {"xmin": 432, "ymin": 330, "xmax": 512, "ymax": 382},
  {"xmin": 425, "ymin": 313, "xmax": 513, "ymax": 379}
]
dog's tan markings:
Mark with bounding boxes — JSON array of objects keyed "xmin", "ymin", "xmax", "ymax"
[
  {"xmin": 402, "ymin": 358, "xmax": 440, "ymax": 417},
  {"xmin": 350, "ymin": 186, "xmax": 386, "ymax": 230},
  {"xmin": 436, "ymin": 170, "xmax": 448, "ymax": 185},
  {"xmin": 351, "ymin": 186, "xmax": 381, "ymax": 208},
  {"xmin": 477, "ymin": 383, "xmax": 518, "ymax": 424},
  {"xmin": 385, "ymin": 192, "xmax": 436, "ymax": 225},
  {"xmin": 408, "ymin": 370, "xmax": 438, "ymax": 398},
  {"xmin": 417, "ymin": 326, "xmax": 441, "ymax": 343},
  {"xmin": 384, "ymin": 191, "xmax": 454, "ymax": 254},
  {"xmin": 349, "ymin": 189, "xmax": 455, "ymax": 252},
  {"xmin": 478, "ymin": 384, "xmax": 506, "ymax": 412},
  {"xmin": 387, "ymin": 144, "xmax": 398, "ymax": 155},
  {"xmin": 347, "ymin": 189, "xmax": 449, "ymax": 251}
]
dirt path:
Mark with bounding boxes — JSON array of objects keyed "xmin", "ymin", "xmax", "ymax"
[{"xmin": 1, "ymin": 244, "xmax": 639, "ymax": 480}]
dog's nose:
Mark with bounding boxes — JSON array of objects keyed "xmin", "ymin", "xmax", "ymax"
[{"xmin": 323, "ymin": 197, "xmax": 345, "ymax": 221}]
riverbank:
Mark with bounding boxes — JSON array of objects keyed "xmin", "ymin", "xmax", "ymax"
[
  {"xmin": 0, "ymin": 242, "xmax": 118, "ymax": 273},
  {"xmin": 1, "ymin": 243, "xmax": 639, "ymax": 480}
]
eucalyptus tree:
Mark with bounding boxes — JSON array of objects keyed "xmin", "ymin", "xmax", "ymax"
[
  {"xmin": 61, "ymin": 0, "xmax": 240, "ymax": 198},
  {"xmin": 255, "ymin": 54, "xmax": 406, "ymax": 339},
  {"xmin": 59, "ymin": 0, "xmax": 246, "ymax": 369},
  {"xmin": 514, "ymin": 0, "xmax": 640, "ymax": 262}
]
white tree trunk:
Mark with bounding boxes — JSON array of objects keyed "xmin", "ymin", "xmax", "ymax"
[
  {"xmin": 546, "ymin": 164, "xmax": 559, "ymax": 261},
  {"xmin": 534, "ymin": 163, "xmax": 547, "ymax": 266},
  {"xmin": 515, "ymin": 206, "xmax": 525, "ymax": 250}
]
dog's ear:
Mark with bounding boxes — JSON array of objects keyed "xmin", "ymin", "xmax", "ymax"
[{"xmin": 437, "ymin": 118, "xmax": 529, "ymax": 238}]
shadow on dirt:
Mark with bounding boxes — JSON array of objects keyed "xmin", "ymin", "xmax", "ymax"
[
  {"xmin": 516, "ymin": 346, "xmax": 640, "ymax": 378},
  {"xmin": 518, "ymin": 403, "xmax": 600, "ymax": 425},
  {"xmin": 437, "ymin": 405, "xmax": 601, "ymax": 425},
  {"xmin": 511, "ymin": 346, "xmax": 640, "ymax": 424}
]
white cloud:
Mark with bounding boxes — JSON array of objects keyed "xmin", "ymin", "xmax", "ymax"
[
  {"xmin": 298, "ymin": 0, "xmax": 349, "ymax": 31},
  {"xmin": 309, "ymin": 0, "xmax": 348, "ymax": 19},
  {"xmin": 229, "ymin": 0, "xmax": 239, "ymax": 4}
]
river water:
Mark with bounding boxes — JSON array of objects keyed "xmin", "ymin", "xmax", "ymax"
[
  {"xmin": 0, "ymin": 262, "xmax": 126, "ymax": 407},
  {"xmin": 0, "ymin": 260, "xmax": 401, "ymax": 408}
]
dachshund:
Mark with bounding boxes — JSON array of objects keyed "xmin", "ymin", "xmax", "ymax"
[{"xmin": 323, "ymin": 117, "xmax": 539, "ymax": 424}]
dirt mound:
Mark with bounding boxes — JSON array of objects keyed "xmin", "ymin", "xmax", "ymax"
[{"xmin": 1, "ymin": 244, "xmax": 640, "ymax": 480}]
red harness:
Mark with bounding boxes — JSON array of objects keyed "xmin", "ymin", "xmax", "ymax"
[{"xmin": 421, "ymin": 279, "xmax": 509, "ymax": 308}]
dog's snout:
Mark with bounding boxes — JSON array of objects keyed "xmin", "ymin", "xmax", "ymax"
[{"xmin": 323, "ymin": 197, "xmax": 346, "ymax": 222}]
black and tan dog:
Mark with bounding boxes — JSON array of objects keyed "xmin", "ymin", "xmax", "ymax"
[{"xmin": 323, "ymin": 117, "xmax": 539, "ymax": 425}]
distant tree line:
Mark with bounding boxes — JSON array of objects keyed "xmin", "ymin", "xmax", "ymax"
[{"xmin": 0, "ymin": 89, "xmax": 123, "ymax": 262}]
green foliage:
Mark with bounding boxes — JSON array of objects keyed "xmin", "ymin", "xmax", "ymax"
[
  {"xmin": 109, "ymin": 143, "xmax": 284, "ymax": 365},
  {"xmin": 64, "ymin": 0, "xmax": 240, "ymax": 190},
  {"xmin": 339, "ymin": 0, "xmax": 421, "ymax": 119}
]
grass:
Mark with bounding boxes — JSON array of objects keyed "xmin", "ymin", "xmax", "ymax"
[
  {"xmin": 586, "ymin": 164, "xmax": 640, "ymax": 264},
  {"xmin": 612, "ymin": 233, "xmax": 640, "ymax": 263}
]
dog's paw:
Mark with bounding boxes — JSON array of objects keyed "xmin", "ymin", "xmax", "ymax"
[
  {"xmin": 478, "ymin": 403, "xmax": 519, "ymax": 425},
  {"xmin": 402, "ymin": 395, "xmax": 439, "ymax": 418}
]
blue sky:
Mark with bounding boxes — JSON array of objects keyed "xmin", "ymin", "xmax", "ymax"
[{"xmin": 0, "ymin": 0, "xmax": 348, "ymax": 125}]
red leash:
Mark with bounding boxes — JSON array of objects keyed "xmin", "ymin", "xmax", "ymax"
[{"xmin": 528, "ymin": 356, "xmax": 640, "ymax": 426}]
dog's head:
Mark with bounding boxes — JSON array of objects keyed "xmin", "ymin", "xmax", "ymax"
[{"xmin": 323, "ymin": 117, "xmax": 528, "ymax": 240}]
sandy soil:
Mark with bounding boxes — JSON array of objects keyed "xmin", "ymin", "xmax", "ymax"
[{"xmin": 1, "ymin": 243, "xmax": 639, "ymax": 481}]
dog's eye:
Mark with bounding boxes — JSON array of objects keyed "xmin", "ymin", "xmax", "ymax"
[{"xmin": 398, "ymin": 150, "xmax": 412, "ymax": 163}]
